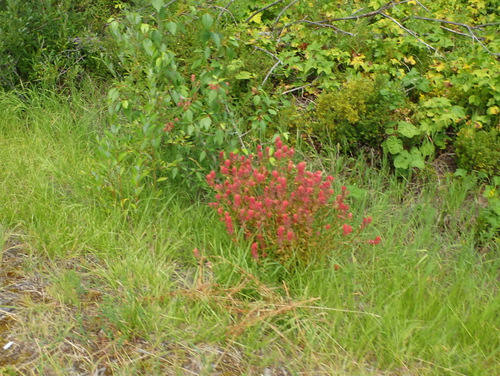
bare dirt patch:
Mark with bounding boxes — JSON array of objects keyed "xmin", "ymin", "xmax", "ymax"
[{"xmin": 0, "ymin": 234, "xmax": 43, "ymax": 371}]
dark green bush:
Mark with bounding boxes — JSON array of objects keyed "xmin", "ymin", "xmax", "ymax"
[
  {"xmin": 312, "ymin": 76, "xmax": 401, "ymax": 153},
  {"xmin": 455, "ymin": 127, "xmax": 500, "ymax": 177},
  {"xmin": 0, "ymin": 0, "xmax": 121, "ymax": 90}
]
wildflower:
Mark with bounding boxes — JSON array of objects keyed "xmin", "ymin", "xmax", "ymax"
[
  {"xmin": 277, "ymin": 226, "xmax": 285, "ymax": 238},
  {"xmin": 163, "ymin": 121, "xmax": 174, "ymax": 132},
  {"xmin": 361, "ymin": 217, "xmax": 372, "ymax": 229},
  {"xmin": 251, "ymin": 242, "xmax": 259, "ymax": 259},
  {"xmin": 234, "ymin": 194, "xmax": 241, "ymax": 207},
  {"xmin": 343, "ymin": 224, "xmax": 353, "ymax": 236}
]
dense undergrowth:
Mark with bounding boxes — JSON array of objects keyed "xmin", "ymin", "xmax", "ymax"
[
  {"xmin": 0, "ymin": 85, "xmax": 498, "ymax": 375},
  {"xmin": 0, "ymin": 0, "xmax": 499, "ymax": 374}
]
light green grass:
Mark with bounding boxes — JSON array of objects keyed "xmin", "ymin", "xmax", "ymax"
[{"xmin": 0, "ymin": 89, "xmax": 498, "ymax": 375}]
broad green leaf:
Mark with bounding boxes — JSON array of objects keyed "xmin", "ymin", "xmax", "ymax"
[
  {"xmin": 151, "ymin": 0, "xmax": 164, "ymax": 12},
  {"xmin": 201, "ymin": 14, "xmax": 213, "ymax": 30},
  {"xmin": 166, "ymin": 22, "xmax": 177, "ymax": 35},
  {"xmin": 142, "ymin": 38, "xmax": 154, "ymax": 56},
  {"xmin": 454, "ymin": 169, "xmax": 468, "ymax": 178},
  {"xmin": 386, "ymin": 136, "xmax": 404, "ymax": 154},
  {"xmin": 397, "ymin": 121, "xmax": 420, "ymax": 138},
  {"xmin": 394, "ymin": 150, "xmax": 410, "ymax": 169},
  {"xmin": 171, "ymin": 167, "xmax": 178, "ymax": 179},
  {"xmin": 208, "ymin": 90, "xmax": 218, "ymax": 103},
  {"xmin": 215, "ymin": 129, "xmax": 224, "ymax": 144},
  {"xmin": 187, "ymin": 125, "xmax": 195, "ymax": 135},
  {"xmin": 200, "ymin": 30, "xmax": 212, "ymax": 44},
  {"xmin": 420, "ymin": 140, "xmax": 435, "ymax": 156},
  {"xmin": 451, "ymin": 105, "xmax": 465, "ymax": 119},
  {"xmin": 185, "ymin": 109, "xmax": 193, "ymax": 122},
  {"xmin": 409, "ymin": 148, "xmax": 425, "ymax": 169},
  {"xmin": 199, "ymin": 150, "xmax": 207, "ymax": 162},
  {"xmin": 200, "ymin": 116, "xmax": 212, "ymax": 130},
  {"xmin": 108, "ymin": 88, "xmax": 119, "ymax": 102},
  {"xmin": 211, "ymin": 32, "xmax": 221, "ymax": 48}
]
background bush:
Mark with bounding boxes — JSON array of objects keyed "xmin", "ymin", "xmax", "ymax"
[
  {"xmin": 0, "ymin": 0, "xmax": 127, "ymax": 89},
  {"xmin": 455, "ymin": 127, "xmax": 500, "ymax": 176}
]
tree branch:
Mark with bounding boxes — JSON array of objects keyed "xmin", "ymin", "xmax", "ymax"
[
  {"xmin": 262, "ymin": 60, "xmax": 282, "ymax": 86},
  {"xmin": 440, "ymin": 26, "xmax": 482, "ymax": 39},
  {"xmin": 411, "ymin": 16, "xmax": 499, "ymax": 57},
  {"xmin": 250, "ymin": 44, "xmax": 284, "ymax": 64},
  {"xmin": 245, "ymin": 0, "xmax": 285, "ymax": 23},
  {"xmin": 380, "ymin": 12, "xmax": 440, "ymax": 54},
  {"xmin": 287, "ymin": 19, "xmax": 354, "ymax": 36},
  {"xmin": 211, "ymin": 5, "xmax": 238, "ymax": 25},
  {"xmin": 273, "ymin": 0, "xmax": 302, "ymax": 31},
  {"xmin": 277, "ymin": 1, "xmax": 411, "ymax": 36}
]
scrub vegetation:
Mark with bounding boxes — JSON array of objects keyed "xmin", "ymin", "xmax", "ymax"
[{"xmin": 0, "ymin": 1, "xmax": 498, "ymax": 375}]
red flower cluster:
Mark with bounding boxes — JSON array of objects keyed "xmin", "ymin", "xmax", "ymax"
[{"xmin": 207, "ymin": 137, "xmax": 380, "ymax": 262}]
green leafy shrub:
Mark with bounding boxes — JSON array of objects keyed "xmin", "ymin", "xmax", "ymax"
[
  {"xmin": 230, "ymin": 0, "xmax": 499, "ymax": 173},
  {"xmin": 206, "ymin": 136, "xmax": 380, "ymax": 266},
  {"xmin": 94, "ymin": 1, "xmax": 282, "ymax": 207},
  {"xmin": 312, "ymin": 76, "xmax": 400, "ymax": 153},
  {"xmin": 455, "ymin": 127, "xmax": 500, "ymax": 177},
  {"xmin": 0, "ymin": 0, "xmax": 119, "ymax": 89},
  {"xmin": 95, "ymin": 7, "xmax": 235, "ymax": 207}
]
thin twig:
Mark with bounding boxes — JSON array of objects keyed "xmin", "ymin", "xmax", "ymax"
[
  {"xmin": 223, "ymin": 0, "xmax": 236, "ymax": 10},
  {"xmin": 406, "ymin": 16, "xmax": 498, "ymax": 57},
  {"xmin": 414, "ymin": 0, "xmax": 431, "ymax": 13},
  {"xmin": 262, "ymin": 60, "xmax": 283, "ymax": 86},
  {"xmin": 245, "ymin": 0, "xmax": 285, "ymax": 23},
  {"xmin": 380, "ymin": 12, "xmax": 440, "ymax": 54},
  {"xmin": 226, "ymin": 104, "xmax": 246, "ymax": 150},
  {"xmin": 440, "ymin": 26, "xmax": 481, "ymax": 39},
  {"xmin": 318, "ymin": 1, "xmax": 398, "ymax": 22},
  {"xmin": 212, "ymin": 5, "xmax": 238, "ymax": 25},
  {"xmin": 282, "ymin": 84, "xmax": 312, "ymax": 95},
  {"xmin": 273, "ymin": 0, "xmax": 302, "ymax": 31},
  {"xmin": 165, "ymin": 0, "xmax": 179, "ymax": 8},
  {"xmin": 473, "ymin": 22, "xmax": 500, "ymax": 29},
  {"xmin": 413, "ymin": 15, "xmax": 482, "ymax": 29},
  {"xmin": 292, "ymin": 19, "xmax": 355, "ymax": 36},
  {"xmin": 278, "ymin": 1, "xmax": 404, "ymax": 36},
  {"xmin": 251, "ymin": 44, "xmax": 284, "ymax": 63}
]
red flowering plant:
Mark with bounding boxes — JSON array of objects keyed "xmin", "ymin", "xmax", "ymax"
[{"xmin": 206, "ymin": 137, "xmax": 380, "ymax": 264}]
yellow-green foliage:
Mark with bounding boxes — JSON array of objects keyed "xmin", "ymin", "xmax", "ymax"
[
  {"xmin": 312, "ymin": 76, "xmax": 390, "ymax": 151},
  {"xmin": 316, "ymin": 78, "xmax": 376, "ymax": 125},
  {"xmin": 455, "ymin": 127, "xmax": 500, "ymax": 176}
]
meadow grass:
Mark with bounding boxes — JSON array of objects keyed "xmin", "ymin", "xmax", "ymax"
[{"xmin": 0, "ymin": 88, "xmax": 498, "ymax": 375}]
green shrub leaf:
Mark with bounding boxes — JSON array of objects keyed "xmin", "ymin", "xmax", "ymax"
[
  {"xmin": 398, "ymin": 121, "xmax": 420, "ymax": 138},
  {"xmin": 151, "ymin": 0, "xmax": 164, "ymax": 12},
  {"xmin": 386, "ymin": 136, "xmax": 404, "ymax": 154}
]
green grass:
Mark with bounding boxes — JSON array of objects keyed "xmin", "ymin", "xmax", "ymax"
[{"xmin": 0, "ymin": 88, "xmax": 498, "ymax": 375}]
